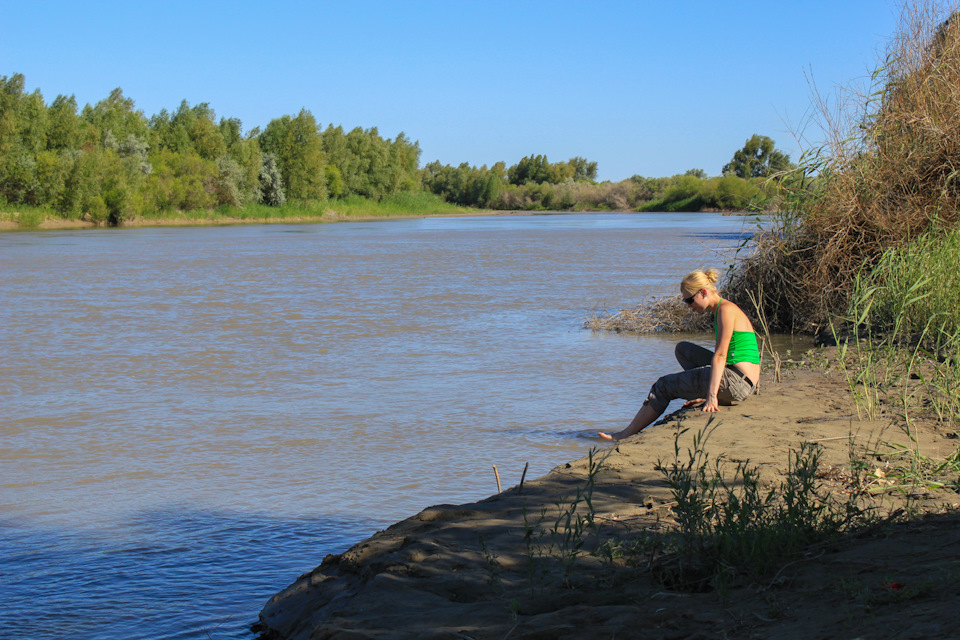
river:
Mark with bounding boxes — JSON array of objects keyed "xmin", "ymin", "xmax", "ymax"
[{"xmin": 1, "ymin": 212, "xmax": 789, "ymax": 638}]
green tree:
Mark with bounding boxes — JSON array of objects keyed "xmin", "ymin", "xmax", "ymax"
[
  {"xmin": 140, "ymin": 149, "xmax": 218, "ymax": 213},
  {"xmin": 258, "ymin": 153, "xmax": 286, "ymax": 206},
  {"xmin": 325, "ymin": 126, "xmax": 420, "ymax": 199},
  {"xmin": 150, "ymin": 107, "xmax": 188, "ymax": 154},
  {"xmin": 0, "ymin": 74, "xmax": 28, "ymax": 157},
  {"xmin": 260, "ymin": 110, "xmax": 327, "ymax": 201},
  {"xmin": 218, "ymin": 117, "xmax": 243, "ymax": 150},
  {"xmin": 226, "ymin": 134, "xmax": 263, "ymax": 205},
  {"xmin": 150, "ymin": 101, "xmax": 225, "ymax": 160},
  {"xmin": 475, "ymin": 169, "xmax": 503, "ymax": 208},
  {"xmin": 215, "ymin": 155, "xmax": 244, "ymax": 207},
  {"xmin": 0, "ymin": 74, "xmax": 49, "ymax": 204},
  {"xmin": 340, "ymin": 126, "xmax": 386, "ymax": 199},
  {"xmin": 567, "ymin": 156, "xmax": 598, "ymax": 181},
  {"xmin": 58, "ymin": 149, "xmax": 105, "ymax": 219},
  {"xmin": 508, "ymin": 154, "xmax": 552, "ymax": 185},
  {"xmin": 187, "ymin": 103, "xmax": 226, "ymax": 160},
  {"xmin": 82, "ymin": 88, "xmax": 149, "ymax": 147},
  {"xmin": 357, "ymin": 126, "xmax": 391, "ymax": 199},
  {"xmin": 507, "ymin": 154, "xmax": 597, "ymax": 185},
  {"xmin": 388, "ymin": 131, "xmax": 421, "ymax": 193},
  {"xmin": 46, "ymin": 95, "xmax": 85, "ymax": 151},
  {"xmin": 722, "ymin": 134, "xmax": 791, "ymax": 178},
  {"xmin": 324, "ymin": 164, "xmax": 345, "ymax": 198},
  {"xmin": 17, "ymin": 87, "xmax": 48, "ymax": 156},
  {"xmin": 34, "ymin": 150, "xmax": 68, "ymax": 204},
  {"xmin": 320, "ymin": 124, "xmax": 347, "ymax": 181}
]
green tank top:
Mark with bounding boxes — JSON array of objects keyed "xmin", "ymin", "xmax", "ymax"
[{"xmin": 714, "ymin": 299, "xmax": 761, "ymax": 365}]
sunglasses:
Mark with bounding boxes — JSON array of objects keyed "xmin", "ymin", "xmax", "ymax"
[{"xmin": 682, "ymin": 291, "xmax": 699, "ymax": 305}]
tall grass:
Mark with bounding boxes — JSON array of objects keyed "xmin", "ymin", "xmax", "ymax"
[
  {"xmin": 816, "ymin": 224, "xmax": 960, "ymax": 500},
  {"xmin": 835, "ymin": 226, "xmax": 960, "ymax": 427},
  {"xmin": 502, "ymin": 430, "xmax": 871, "ymax": 595},
  {"xmin": 855, "ymin": 227, "xmax": 960, "ymax": 347},
  {"xmin": 0, "ymin": 204, "xmax": 49, "ymax": 228},
  {"xmin": 522, "ymin": 449, "xmax": 603, "ymax": 589},
  {"xmin": 653, "ymin": 423, "xmax": 863, "ymax": 591}
]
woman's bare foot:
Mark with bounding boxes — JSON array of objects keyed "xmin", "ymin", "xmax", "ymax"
[
  {"xmin": 682, "ymin": 398, "xmax": 705, "ymax": 408},
  {"xmin": 599, "ymin": 404, "xmax": 661, "ymax": 441}
]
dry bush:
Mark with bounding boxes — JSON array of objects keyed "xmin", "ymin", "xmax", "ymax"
[
  {"xmin": 498, "ymin": 187, "xmax": 529, "ymax": 210},
  {"xmin": 585, "ymin": 295, "xmax": 711, "ymax": 333},
  {"xmin": 739, "ymin": 1, "xmax": 960, "ymax": 332},
  {"xmin": 554, "ymin": 179, "xmax": 603, "ymax": 209},
  {"xmin": 600, "ymin": 181, "xmax": 632, "ymax": 210}
]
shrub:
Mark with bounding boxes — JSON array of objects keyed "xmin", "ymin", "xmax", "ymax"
[{"xmin": 737, "ymin": 3, "xmax": 960, "ymax": 331}]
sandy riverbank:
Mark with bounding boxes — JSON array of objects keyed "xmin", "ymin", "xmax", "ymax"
[{"xmin": 253, "ymin": 354, "xmax": 960, "ymax": 639}]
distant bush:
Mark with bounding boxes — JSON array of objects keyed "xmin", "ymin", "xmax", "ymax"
[{"xmin": 378, "ymin": 191, "xmax": 462, "ymax": 214}]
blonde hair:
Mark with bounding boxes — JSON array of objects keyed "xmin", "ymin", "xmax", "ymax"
[{"xmin": 681, "ymin": 268, "xmax": 719, "ymax": 297}]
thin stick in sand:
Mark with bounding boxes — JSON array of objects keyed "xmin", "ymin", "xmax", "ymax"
[
  {"xmin": 493, "ymin": 465, "xmax": 502, "ymax": 493},
  {"xmin": 518, "ymin": 462, "xmax": 529, "ymax": 494}
]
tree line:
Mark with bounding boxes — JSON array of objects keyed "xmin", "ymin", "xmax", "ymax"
[
  {"xmin": 421, "ymin": 134, "xmax": 791, "ymax": 213},
  {"xmin": 0, "ymin": 73, "xmax": 793, "ymax": 225},
  {"xmin": 0, "ymin": 73, "xmax": 422, "ymax": 224}
]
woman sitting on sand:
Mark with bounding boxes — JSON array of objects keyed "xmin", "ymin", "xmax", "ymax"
[{"xmin": 599, "ymin": 268, "xmax": 760, "ymax": 441}]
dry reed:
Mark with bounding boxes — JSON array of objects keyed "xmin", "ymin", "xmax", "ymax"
[
  {"xmin": 585, "ymin": 295, "xmax": 711, "ymax": 333},
  {"xmin": 734, "ymin": 1, "xmax": 960, "ymax": 332}
]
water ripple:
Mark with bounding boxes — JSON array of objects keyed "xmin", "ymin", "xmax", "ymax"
[{"xmin": 0, "ymin": 213, "xmax": 765, "ymax": 637}]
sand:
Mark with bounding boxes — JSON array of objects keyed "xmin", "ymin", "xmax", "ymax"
[{"xmin": 254, "ymin": 354, "xmax": 960, "ymax": 639}]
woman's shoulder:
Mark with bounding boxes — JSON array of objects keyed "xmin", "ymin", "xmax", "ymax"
[
  {"xmin": 718, "ymin": 298, "xmax": 741, "ymax": 315},
  {"xmin": 719, "ymin": 299, "xmax": 751, "ymax": 323}
]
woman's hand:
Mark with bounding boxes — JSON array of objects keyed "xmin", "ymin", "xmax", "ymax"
[{"xmin": 702, "ymin": 394, "xmax": 719, "ymax": 412}]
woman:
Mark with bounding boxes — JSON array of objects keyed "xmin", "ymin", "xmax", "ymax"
[{"xmin": 598, "ymin": 268, "xmax": 760, "ymax": 441}]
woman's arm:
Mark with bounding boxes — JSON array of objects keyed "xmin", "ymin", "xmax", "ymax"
[{"xmin": 704, "ymin": 302, "xmax": 735, "ymax": 412}]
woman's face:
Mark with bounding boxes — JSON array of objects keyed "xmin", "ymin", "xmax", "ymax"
[{"xmin": 681, "ymin": 287, "xmax": 707, "ymax": 312}]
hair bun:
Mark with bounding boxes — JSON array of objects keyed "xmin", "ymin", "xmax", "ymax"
[{"xmin": 681, "ymin": 268, "xmax": 720, "ymax": 295}]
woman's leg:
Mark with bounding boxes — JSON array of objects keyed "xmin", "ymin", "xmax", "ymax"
[
  {"xmin": 599, "ymin": 402, "xmax": 661, "ymax": 440},
  {"xmin": 599, "ymin": 366, "xmax": 712, "ymax": 441},
  {"xmin": 676, "ymin": 341, "xmax": 713, "ymax": 370}
]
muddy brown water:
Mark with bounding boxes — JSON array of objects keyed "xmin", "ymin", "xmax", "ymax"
[{"xmin": 0, "ymin": 212, "xmax": 810, "ymax": 638}]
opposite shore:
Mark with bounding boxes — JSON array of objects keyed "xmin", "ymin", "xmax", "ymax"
[
  {"xmin": 0, "ymin": 209, "xmax": 496, "ymax": 231},
  {"xmin": 0, "ymin": 206, "xmax": 755, "ymax": 232}
]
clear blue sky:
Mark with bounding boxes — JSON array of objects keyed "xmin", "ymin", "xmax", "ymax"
[{"xmin": 1, "ymin": 1, "xmax": 901, "ymax": 181}]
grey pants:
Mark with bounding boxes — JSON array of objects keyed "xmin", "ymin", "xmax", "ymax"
[{"xmin": 643, "ymin": 341, "xmax": 756, "ymax": 414}]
